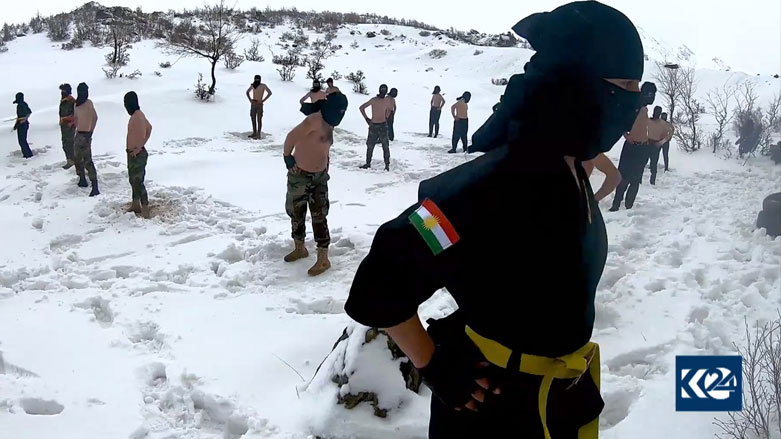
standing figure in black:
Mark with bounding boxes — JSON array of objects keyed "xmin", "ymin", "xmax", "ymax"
[
  {"xmin": 12, "ymin": 92, "xmax": 33, "ymax": 159},
  {"xmin": 448, "ymin": 92, "xmax": 470, "ymax": 153},
  {"xmin": 610, "ymin": 81, "xmax": 656, "ymax": 211},
  {"xmin": 387, "ymin": 87, "xmax": 398, "ymax": 141},
  {"xmin": 345, "ymin": 2, "xmax": 645, "ymax": 438},
  {"xmin": 429, "ymin": 86, "xmax": 445, "ymax": 138},
  {"xmin": 660, "ymin": 112, "xmax": 672, "ymax": 171}
]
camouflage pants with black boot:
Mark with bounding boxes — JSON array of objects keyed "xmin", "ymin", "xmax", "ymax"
[
  {"xmin": 60, "ymin": 124, "xmax": 75, "ymax": 166},
  {"xmin": 285, "ymin": 170, "xmax": 331, "ymax": 275},
  {"xmin": 128, "ymin": 149, "xmax": 150, "ymax": 218},
  {"xmin": 74, "ymin": 132, "xmax": 99, "ymax": 196},
  {"xmin": 363, "ymin": 122, "xmax": 390, "ymax": 170}
]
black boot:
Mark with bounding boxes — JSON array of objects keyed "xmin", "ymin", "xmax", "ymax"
[
  {"xmin": 77, "ymin": 175, "xmax": 88, "ymax": 187},
  {"xmin": 650, "ymin": 175, "xmax": 656, "ymax": 185},
  {"xmin": 359, "ymin": 163, "xmax": 370, "ymax": 169},
  {"xmin": 447, "ymin": 149, "xmax": 457, "ymax": 154},
  {"xmin": 609, "ymin": 202, "xmax": 620, "ymax": 212},
  {"xmin": 89, "ymin": 180, "xmax": 100, "ymax": 197},
  {"xmin": 384, "ymin": 163, "xmax": 389, "ymax": 171}
]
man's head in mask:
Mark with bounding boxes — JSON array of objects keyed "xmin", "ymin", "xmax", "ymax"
[
  {"xmin": 60, "ymin": 83, "xmax": 72, "ymax": 98},
  {"xmin": 124, "ymin": 91, "xmax": 140, "ymax": 116},
  {"xmin": 459, "ymin": 92, "xmax": 472, "ymax": 103},
  {"xmin": 378, "ymin": 84, "xmax": 388, "ymax": 98},
  {"xmin": 389, "ymin": 88, "xmax": 398, "ymax": 98},
  {"xmin": 433, "ymin": 86, "xmax": 441, "ymax": 94},
  {"xmin": 661, "ymin": 112, "xmax": 668, "ymax": 122},
  {"xmin": 312, "ymin": 79, "xmax": 322, "ymax": 92},
  {"xmin": 652, "ymin": 105, "xmax": 662, "ymax": 120},
  {"xmin": 640, "ymin": 82, "xmax": 657, "ymax": 107},
  {"xmin": 76, "ymin": 82, "xmax": 89, "ymax": 106},
  {"xmin": 252, "ymin": 75, "xmax": 261, "ymax": 87},
  {"xmin": 321, "ymin": 92, "xmax": 349, "ymax": 127},
  {"xmin": 326, "ymin": 78, "xmax": 334, "ymax": 88},
  {"xmin": 473, "ymin": 1, "xmax": 644, "ymax": 160}
]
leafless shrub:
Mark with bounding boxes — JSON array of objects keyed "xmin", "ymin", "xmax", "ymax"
[
  {"xmin": 102, "ymin": 63, "xmax": 121, "ymax": 79},
  {"xmin": 47, "ymin": 13, "xmax": 71, "ymax": 42},
  {"xmin": 223, "ymin": 50, "xmax": 244, "ymax": 69},
  {"xmin": 244, "ymin": 37, "xmax": 263, "ymax": 61},
  {"xmin": 124, "ymin": 69, "xmax": 142, "ymax": 79},
  {"xmin": 304, "ymin": 38, "xmax": 335, "ymax": 81},
  {"xmin": 350, "ymin": 40, "xmax": 359, "ymax": 49},
  {"xmin": 346, "ymin": 70, "xmax": 368, "ymax": 94},
  {"xmin": 159, "ymin": 61, "xmax": 172, "ymax": 68},
  {"xmin": 653, "ymin": 61, "xmax": 683, "ymax": 123},
  {"xmin": 272, "ymin": 48, "xmax": 300, "ymax": 81},
  {"xmin": 714, "ymin": 314, "xmax": 781, "ymax": 439},
  {"xmin": 194, "ymin": 73, "xmax": 213, "ymax": 101},
  {"xmin": 330, "ymin": 70, "xmax": 342, "ymax": 80},
  {"xmin": 428, "ymin": 49, "xmax": 447, "ymax": 59}
]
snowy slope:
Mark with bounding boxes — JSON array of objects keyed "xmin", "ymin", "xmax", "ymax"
[{"xmin": 0, "ymin": 22, "xmax": 780, "ymax": 439}]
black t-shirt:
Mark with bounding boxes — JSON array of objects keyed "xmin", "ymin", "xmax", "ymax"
[{"xmin": 344, "ymin": 146, "xmax": 608, "ymax": 357}]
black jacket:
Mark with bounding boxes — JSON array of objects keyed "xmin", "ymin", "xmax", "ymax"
[{"xmin": 345, "ymin": 146, "xmax": 608, "ymax": 357}]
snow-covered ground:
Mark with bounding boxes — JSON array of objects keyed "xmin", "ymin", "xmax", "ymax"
[{"xmin": 1, "ymin": 22, "xmax": 780, "ymax": 439}]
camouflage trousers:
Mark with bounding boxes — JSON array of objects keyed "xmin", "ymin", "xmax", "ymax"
[
  {"xmin": 74, "ymin": 132, "xmax": 98, "ymax": 181},
  {"xmin": 128, "ymin": 149, "xmax": 149, "ymax": 205},
  {"xmin": 366, "ymin": 122, "xmax": 390, "ymax": 166},
  {"xmin": 60, "ymin": 124, "xmax": 75, "ymax": 161},
  {"xmin": 286, "ymin": 169, "xmax": 330, "ymax": 248}
]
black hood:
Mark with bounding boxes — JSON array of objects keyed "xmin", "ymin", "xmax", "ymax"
[
  {"xmin": 378, "ymin": 84, "xmax": 388, "ymax": 98},
  {"xmin": 458, "ymin": 92, "xmax": 472, "ymax": 103},
  {"xmin": 76, "ymin": 82, "xmax": 89, "ymax": 106},
  {"xmin": 433, "ymin": 86, "xmax": 441, "ymax": 94},
  {"xmin": 124, "ymin": 91, "xmax": 140, "ymax": 115},
  {"xmin": 471, "ymin": 1, "xmax": 644, "ymax": 161},
  {"xmin": 60, "ymin": 83, "xmax": 72, "ymax": 97},
  {"xmin": 389, "ymin": 88, "xmax": 398, "ymax": 98},
  {"xmin": 321, "ymin": 92, "xmax": 349, "ymax": 127},
  {"xmin": 12, "ymin": 92, "xmax": 24, "ymax": 104}
]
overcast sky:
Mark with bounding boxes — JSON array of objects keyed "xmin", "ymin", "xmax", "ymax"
[{"xmin": 5, "ymin": 0, "xmax": 780, "ymax": 74}]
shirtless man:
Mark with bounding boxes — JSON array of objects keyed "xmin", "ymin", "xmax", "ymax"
[
  {"xmin": 282, "ymin": 92, "xmax": 349, "ymax": 277},
  {"xmin": 245, "ymin": 75, "xmax": 272, "ymax": 139},
  {"xmin": 448, "ymin": 91, "xmax": 471, "ymax": 153},
  {"xmin": 387, "ymin": 88, "xmax": 398, "ymax": 141},
  {"xmin": 429, "ymin": 85, "xmax": 445, "ymax": 137},
  {"xmin": 646, "ymin": 105, "xmax": 674, "ymax": 185},
  {"xmin": 358, "ymin": 84, "xmax": 394, "ymax": 170},
  {"xmin": 300, "ymin": 79, "xmax": 327, "ymax": 104},
  {"xmin": 325, "ymin": 78, "xmax": 341, "ymax": 95}
]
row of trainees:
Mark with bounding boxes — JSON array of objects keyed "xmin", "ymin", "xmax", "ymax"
[
  {"xmin": 244, "ymin": 74, "xmax": 475, "ymax": 170},
  {"xmin": 11, "ymin": 83, "xmax": 153, "ymax": 217}
]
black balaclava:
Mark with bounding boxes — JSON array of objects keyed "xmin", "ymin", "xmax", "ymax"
[
  {"xmin": 471, "ymin": 1, "xmax": 644, "ymax": 161},
  {"xmin": 661, "ymin": 112, "xmax": 668, "ymax": 122},
  {"xmin": 312, "ymin": 80, "xmax": 322, "ymax": 92},
  {"xmin": 378, "ymin": 84, "xmax": 388, "ymax": 98},
  {"xmin": 60, "ymin": 83, "xmax": 72, "ymax": 98},
  {"xmin": 124, "ymin": 91, "xmax": 140, "ymax": 116},
  {"xmin": 76, "ymin": 82, "xmax": 89, "ymax": 106},
  {"xmin": 433, "ymin": 85, "xmax": 441, "ymax": 94},
  {"xmin": 652, "ymin": 105, "xmax": 662, "ymax": 119},
  {"xmin": 252, "ymin": 75, "xmax": 261, "ymax": 88},
  {"xmin": 459, "ymin": 92, "xmax": 472, "ymax": 103},
  {"xmin": 12, "ymin": 92, "xmax": 24, "ymax": 104},
  {"xmin": 321, "ymin": 91, "xmax": 349, "ymax": 127},
  {"xmin": 640, "ymin": 82, "xmax": 657, "ymax": 106},
  {"xmin": 389, "ymin": 88, "xmax": 398, "ymax": 98},
  {"xmin": 326, "ymin": 78, "xmax": 334, "ymax": 87}
]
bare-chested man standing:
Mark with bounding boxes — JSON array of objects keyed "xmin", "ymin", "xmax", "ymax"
[
  {"xmin": 325, "ymin": 78, "xmax": 341, "ymax": 95},
  {"xmin": 282, "ymin": 92, "xmax": 349, "ymax": 276},
  {"xmin": 448, "ymin": 91, "xmax": 471, "ymax": 153},
  {"xmin": 359, "ymin": 84, "xmax": 393, "ymax": 170},
  {"xmin": 429, "ymin": 85, "xmax": 445, "ymax": 137},
  {"xmin": 245, "ymin": 75, "xmax": 272, "ymax": 139},
  {"xmin": 300, "ymin": 79, "xmax": 327, "ymax": 104}
]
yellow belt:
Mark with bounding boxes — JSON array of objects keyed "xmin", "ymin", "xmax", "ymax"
[{"xmin": 465, "ymin": 326, "xmax": 601, "ymax": 439}]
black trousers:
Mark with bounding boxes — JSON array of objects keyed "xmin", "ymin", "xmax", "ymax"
[
  {"xmin": 388, "ymin": 112, "xmax": 395, "ymax": 141},
  {"xmin": 648, "ymin": 145, "xmax": 661, "ymax": 184},
  {"xmin": 451, "ymin": 119, "xmax": 468, "ymax": 151},
  {"xmin": 612, "ymin": 179, "xmax": 640, "ymax": 208},
  {"xmin": 429, "ymin": 108, "xmax": 441, "ymax": 137},
  {"xmin": 17, "ymin": 122, "xmax": 33, "ymax": 158},
  {"xmin": 661, "ymin": 141, "xmax": 670, "ymax": 171},
  {"xmin": 613, "ymin": 141, "xmax": 650, "ymax": 209}
]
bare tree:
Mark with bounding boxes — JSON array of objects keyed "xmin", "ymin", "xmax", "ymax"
[
  {"xmin": 47, "ymin": 13, "xmax": 71, "ymax": 42},
  {"xmin": 735, "ymin": 81, "xmax": 760, "ymax": 117},
  {"xmin": 672, "ymin": 67, "xmax": 705, "ymax": 152},
  {"xmin": 272, "ymin": 47, "xmax": 301, "ymax": 81},
  {"xmin": 715, "ymin": 314, "xmax": 781, "ymax": 439},
  {"xmin": 105, "ymin": 23, "xmax": 132, "ymax": 66},
  {"xmin": 652, "ymin": 61, "xmax": 683, "ymax": 123},
  {"xmin": 758, "ymin": 93, "xmax": 781, "ymax": 155},
  {"xmin": 159, "ymin": 0, "xmax": 240, "ymax": 95},
  {"xmin": 304, "ymin": 38, "xmax": 335, "ymax": 81},
  {"xmin": 705, "ymin": 82, "xmax": 736, "ymax": 153}
]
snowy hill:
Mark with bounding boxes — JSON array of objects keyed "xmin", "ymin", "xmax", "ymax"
[{"xmin": 1, "ymin": 17, "xmax": 780, "ymax": 439}]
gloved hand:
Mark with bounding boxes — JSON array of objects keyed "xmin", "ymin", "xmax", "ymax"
[
  {"xmin": 283, "ymin": 155, "xmax": 297, "ymax": 170},
  {"xmin": 419, "ymin": 333, "xmax": 500, "ymax": 411}
]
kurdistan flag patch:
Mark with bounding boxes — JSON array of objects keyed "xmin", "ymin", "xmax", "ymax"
[{"xmin": 409, "ymin": 199, "xmax": 460, "ymax": 255}]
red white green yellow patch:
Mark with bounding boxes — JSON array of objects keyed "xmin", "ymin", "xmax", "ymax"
[{"xmin": 409, "ymin": 199, "xmax": 460, "ymax": 255}]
